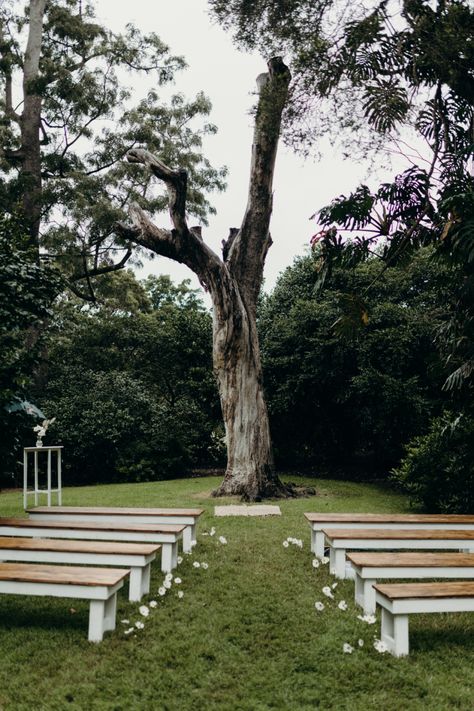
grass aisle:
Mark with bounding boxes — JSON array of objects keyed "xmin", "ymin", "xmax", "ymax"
[{"xmin": 0, "ymin": 476, "xmax": 474, "ymax": 710}]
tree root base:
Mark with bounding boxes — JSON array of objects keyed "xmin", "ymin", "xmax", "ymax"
[{"xmin": 211, "ymin": 477, "xmax": 316, "ymax": 502}]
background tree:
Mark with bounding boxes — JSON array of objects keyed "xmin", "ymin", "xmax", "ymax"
[
  {"xmin": 0, "ymin": 0, "xmax": 226, "ymax": 289},
  {"xmin": 117, "ymin": 58, "xmax": 293, "ymax": 500}
]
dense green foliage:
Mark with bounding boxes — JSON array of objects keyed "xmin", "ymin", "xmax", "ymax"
[
  {"xmin": 393, "ymin": 412, "xmax": 474, "ymax": 513},
  {"xmin": 0, "ymin": 215, "xmax": 61, "ymax": 486},
  {"xmin": 32, "ymin": 274, "xmax": 221, "ymax": 485},
  {"xmin": 259, "ymin": 248, "xmax": 454, "ymax": 476}
]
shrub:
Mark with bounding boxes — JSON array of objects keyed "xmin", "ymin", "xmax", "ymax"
[{"xmin": 392, "ymin": 412, "xmax": 474, "ymax": 512}]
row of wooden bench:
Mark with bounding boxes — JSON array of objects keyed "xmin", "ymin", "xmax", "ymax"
[
  {"xmin": 0, "ymin": 506, "xmax": 203, "ymax": 641},
  {"xmin": 305, "ymin": 512, "xmax": 474, "ymax": 657}
]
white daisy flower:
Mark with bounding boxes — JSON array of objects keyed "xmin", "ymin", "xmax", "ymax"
[
  {"xmin": 373, "ymin": 639, "xmax": 388, "ymax": 653},
  {"xmin": 210, "ymin": 527, "xmax": 216, "ymax": 537},
  {"xmin": 357, "ymin": 613, "xmax": 377, "ymax": 625},
  {"xmin": 312, "ymin": 559, "xmax": 320, "ymax": 568},
  {"xmin": 193, "ymin": 561, "xmax": 201, "ymax": 568},
  {"xmin": 139, "ymin": 605, "xmax": 149, "ymax": 617},
  {"xmin": 163, "ymin": 580, "xmax": 172, "ymax": 589},
  {"xmin": 338, "ymin": 600, "xmax": 348, "ymax": 611},
  {"xmin": 358, "ymin": 639, "xmax": 364, "ymax": 647},
  {"xmin": 343, "ymin": 643, "xmax": 354, "ymax": 654},
  {"xmin": 321, "ymin": 556, "xmax": 330, "ymax": 565},
  {"xmin": 149, "ymin": 600, "xmax": 158, "ymax": 608},
  {"xmin": 177, "ymin": 556, "xmax": 183, "ymax": 564},
  {"xmin": 201, "ymin": 562, "xmax": 209, "ymax": 569},
  {"xmin": 165, "ymin": 573, "xmax": 173, "ymax": 582},
  {"xmin": 314, "ymin": 601, "xmax": 325, "ymax": 611},
  {"xmin": 158, "ymin": 587, "xmax": 166, "ymax": 596},
  {"xmin": 177, "ymin": 590, "xmax": 184, "ymax": 599},
  {"xmin": 174, "ymin": 577, "xmax": 182, "ymax": 585},
  {"xmin": 322, "ymin": 586, "xmax": 334, "ymax": 599},
  {"xmin": 135, "ymin": 621, "xmax": 145, "ymax": 630},
  {"xmin": 283, "ymin": 541, "xmax": 289, "ymax": 548},
  {"xmin": 218, "ymin": 536, "xmax": 227, "ymax": 544}
]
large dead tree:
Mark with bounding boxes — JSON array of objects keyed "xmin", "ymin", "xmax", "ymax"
[{"xmin": 119, "ymin": 58, "xmax": 292, "ymax": 500}]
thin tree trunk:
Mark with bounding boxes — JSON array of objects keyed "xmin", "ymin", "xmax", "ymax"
[{"xmin": 21, "ymin": 0, "xmax": 47, "ymax": 251}]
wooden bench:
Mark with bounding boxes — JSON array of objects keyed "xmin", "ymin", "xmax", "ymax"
[
  {"xmin": 27, "ymin": 506, "xmax": 204, "ymax": 553},
  {"xmin": 0, "ymin": 537, "xmax": 160, "ymax": 602},
  {"xmin": 0, "ymin": 562, "xmax": 128, "ymax": 642},
  {"xmin": 347, "ymin": 552, "xmax": 474, "ymax": 614},
  {"xmin": 0, "ymin": 518, "xmax": 184, "ymax": 573},
  {"xmin": 305, "ymin": 513, "xmax": 474, "ymax": 557},
  {"xmin": 323, "ymin": 528, "xmax": 474, "ymax": 579},
  {"xmin": 375, "ymin": 582, "xmax": 474, "ymax": 657}
]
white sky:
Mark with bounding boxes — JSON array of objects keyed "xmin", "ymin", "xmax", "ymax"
[{"xmin": 95, "ymin": 0, "xmax": 410, "ymax": 297}]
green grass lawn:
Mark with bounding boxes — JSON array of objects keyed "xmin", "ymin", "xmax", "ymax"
[{"xmin": 1, "ymin": 475, "xmax": 474, "ymax": 710}]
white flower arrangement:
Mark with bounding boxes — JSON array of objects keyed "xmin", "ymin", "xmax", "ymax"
[{"xmin": 33, "ymin": 417, "xmax": 56, "ymax": 447}]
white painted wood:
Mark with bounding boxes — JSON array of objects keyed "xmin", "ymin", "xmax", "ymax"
[
  {"xmin": 23, "ymin": 447, "xmax": 63, "ymax": 509},
  {"xmin": 129, "ymin": 567, "xmax": 144, "ymax": 602},
  {"xmin": 161, "ymin": 543, "xmax": 173, "ymax": 573},
  {"xmin": 352, "ymin": 563, "xmax": 474, "ymax": 614},
  {"xmin": 325, "ymin": 535, "xmax": 474, "ymax": 579},
  {"xmin": 309, "ymin": 521, "xmax": 474, "ymax": 557},
  {"xmin": 88, "ymin": 599, "xmax": 106, "ymax": 642},
  {"xmin": 28, "ymin": 511, "xmax": 198, "ymax": 547},
  {"xmin": 381, "ymin": 607, "xmax": 409, "ymax": 657}
]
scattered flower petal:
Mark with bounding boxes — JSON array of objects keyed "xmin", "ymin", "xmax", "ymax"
[
  {"xmin": 332, "ymin": 582, "xmax": 338, "ymax": 589},
  {"xmin": 322, "ymin": 586, "xmax": 334, "ymax": 599},
  {"xmin": 177, "ymin": 591, "xmax": 184, "ymax": 599},
  {"xmin": 121, "ymin": 619, "xmax": 130, "ymax": 625},
  {"xmin": 124, "ymin": 627, "xmax": 135, "ymax": 635},
  {"xmin": 218, "ymin": 536, "xmax": 227, "ymax": 545}
]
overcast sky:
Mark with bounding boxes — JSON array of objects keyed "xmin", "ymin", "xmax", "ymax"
[{"xmin": 94, "ymin": 0, "xmax": 409, "ymax": 297}]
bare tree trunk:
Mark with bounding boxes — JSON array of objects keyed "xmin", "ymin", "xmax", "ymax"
[
  {"xmin": 118, "ymin": 58, "xmax": 293, "ymax": 500},
  {"xmin": 21, "ymin": 0, "xmax": 47, "ymax": 250}
]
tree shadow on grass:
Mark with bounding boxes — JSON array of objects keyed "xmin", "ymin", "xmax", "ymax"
[
  {"xmin": 0, "ymin": 597, "xmax": 88, "ymax": 634},
  {"xmin": 412, "ymin": 624, "xmax": 474, "ymax": 656}
]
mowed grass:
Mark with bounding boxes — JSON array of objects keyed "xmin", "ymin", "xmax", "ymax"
[{"xmin": 0, "ymin": 476, "xmax": 474, "ymax": 710}]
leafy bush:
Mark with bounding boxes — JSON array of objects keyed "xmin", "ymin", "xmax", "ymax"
[{"xmin": 392, "ymin": 412, "xmax": 474, "ymax": 512}]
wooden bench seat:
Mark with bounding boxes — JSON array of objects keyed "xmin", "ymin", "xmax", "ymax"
[
  {"xmin": 305, "ymin": 513, "xmax": 474, "ymax": 557},
  {"xmin": 0, "ymin": 537, "xmax": 160, "ymax": 602},
  {"xmin": 0, "ymin": 562, "xmax": 128, "ymax": 642},
  {"xmin": 375, "ymin": 581, "xmax": 474, "ymax": 656},
  {"xmin": 347, "ymin": 552, "xmax": 474, "ymax": 614},
  {"xmin": 0, "ymin": 518, "xmax": 184, "ymax": 573},
  {"xmin": 27, "ymin": 506, "xmax": 204, "ymax": 553},
  {"xmin": 323, "ymin": 528, "xmax": 474, "ymax": 579}
]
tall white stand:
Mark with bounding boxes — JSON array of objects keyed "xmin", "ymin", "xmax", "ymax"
[{"xmin": 23, "ymin": 446, "xmax": 63, "ymax": 509}]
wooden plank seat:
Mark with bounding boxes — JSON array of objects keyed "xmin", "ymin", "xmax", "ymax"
[
  {"xmin": 0, "ymin": 562, "xmax": 128, "ymax": 642},
  {"xmin": 305, "ymin": 513, "xmax": 474, "ymax": 558},
  {"xmin": 0, "ymin": 537, "xmax": 160, "ymax": 602},
  {"xmin": 323, "ymin": 528, "xmax": 474, "ymax": 579},
  {"xmin": 27, "ymin": 506, "xmax": 204, "ymax": 553},
  {"xmin": 347, "ymin": 552, "xmax": 474, "ymax": 614},
  {"xmin": 0, "ymin": 518, "xmax": 184, "ymax": 573},
  {"xmin": 375, "ymin": 582, "xmax": 474, "ymax": 657}
]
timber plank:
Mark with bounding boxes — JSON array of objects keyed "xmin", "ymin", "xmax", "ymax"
[
  {"xmin": 0, "ymin": 518, "xmax": 185, "ymax": 534},
  {"xmin": 305, "ymin": 513, "xmax": 474, "ymax": 524},
  {"xmin": 28, "ymin": 506, "xmax": 203, "ymax": 517},
  {"xmin": 347, "ymin": 552, "xmax": 474, "ymax": 567},
  {"xmin": 0, "ymin": 562, "xmax": 128, "ymax": 586},
  {"xmin": 0, "ymin": 537, "xmax": 160, "ymax": 556},
  {"xmin": 375, "ymin": 582, "xmax": 474, "ymax": 599},
  {"xmin": 323, "ymin": 528, "xmax": 474, "ymax": 540}
]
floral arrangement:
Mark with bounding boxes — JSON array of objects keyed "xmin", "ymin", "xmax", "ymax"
[{"xmin": 33, "ymin": 417, "xmax": 56, "ymax": 447}]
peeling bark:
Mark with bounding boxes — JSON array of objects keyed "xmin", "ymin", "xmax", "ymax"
[{"xmin": 120, "ymin": 58, "xmax": 292, "ymax": 500}]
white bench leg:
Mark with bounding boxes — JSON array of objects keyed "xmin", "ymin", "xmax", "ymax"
[
  {"xmin": 381, "ymin": 607, "xmax": 409, "ymax": 657},
  {"xmin": 183, "ymin": 526, "xmax": 193, "ymax": 553},
  {"xmin": 313, "ymin": 530, "xmax": 325, "ymax": 558},
  {"xmin": 141, "ymin": 563, "xmax": 151, "ymax": 596},
  {"xmin": 171, "ymin": 542, "xmax": 178, "ymax": 569},
  {"xmin": 104, "ymin": 593, "xmax": 117, "ymax": 633},
  {"xmin": 161, "ymin": 543, "xmax": 173, "ymax": 573},
  {"xmin": 363, "ymin": 579, "xmax": 377, "ymax": 615},
  {"xmin": 129, "ymin": 567, "xmax": 144, "ymax": 602},
  {"xmin": 330, "ymin": 547, "xmax": 346, "ymax": 579},
  {"xmin": 88, "ymin": 600, "xmax": 106, "ymax": 642}
]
